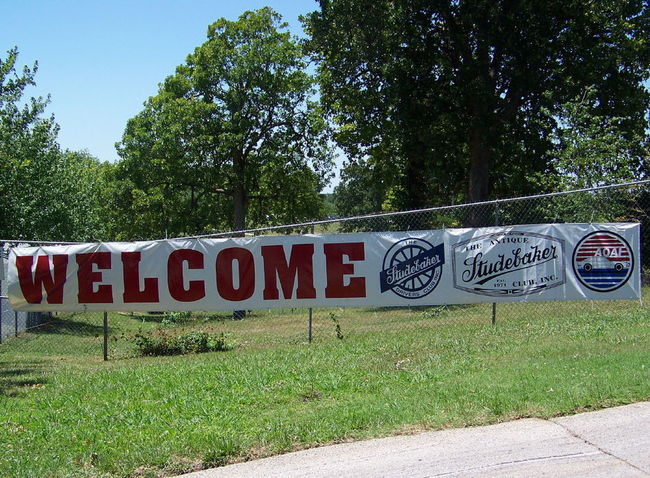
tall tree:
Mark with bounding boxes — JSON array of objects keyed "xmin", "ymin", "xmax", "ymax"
[
  {"xmin": 116, "ymin": 8, "xmax": 332, "ymax": 240},
  {"xmin": 0, "ymin": 48, "xmax": 108, "ymax": 241},
  {"xmin": 543, "ymin": 87, "xmax": 650, "ymax": 190},
  {"xmin": 56, "ymin": 150, "xmax": 114, "ymax": 241},
  {"xmin": 305, "ymin": 0, "xmax": 650, "ymax": 222}
]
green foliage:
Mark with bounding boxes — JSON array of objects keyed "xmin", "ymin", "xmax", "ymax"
[
  {"xmin": 132, "ymin": 329, "xmax": 233, "ymax": 356},
  {"xmin": 0, "ymin": 48, "xmax": 111, "ymax": 241},
  {"xmin": 305, "ymin": 0, "xmax": 650, "ymax": 215},
  {"xmin": 202, "ymin": 437, "xmax": 241, "ymax": 468},
  {"xmin": 114, "ymin": 8, "xmax": 333, "ymax": 240},
  {"xmin": 161, "ymin": 310, "xmax": 192, "ymax": 327},
  {"xmin": 54, "ymin": 151, "xmax": 115, "ymax": 241},
  {"xmin": 333, "ymin": 159, "xmax": 394, "ymax": 218},
  {"xmin": 541, "ymin": 87, "xmax": 649, "ymax": 190}
]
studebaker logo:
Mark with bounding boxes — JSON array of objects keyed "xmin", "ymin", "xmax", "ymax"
[
  {"xmin": 452, "ymin": 231, "xmax": 565, "ymax": 296},
  {"xmin": 380, "ymin": 238, "xmax": 444, "ymax": 299}
]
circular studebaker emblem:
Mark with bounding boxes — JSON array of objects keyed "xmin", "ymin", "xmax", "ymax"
[
  {"xmin": 572, "ymin": 231, "xmax": 633, "ymax": 292},
  {"xmin": 379, "ymin": 238, "xmax": 444, "ymax": 299}
]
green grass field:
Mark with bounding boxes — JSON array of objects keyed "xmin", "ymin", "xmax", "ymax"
[{"xmin": 1, "ymin": 293, "xmax": 649, "ymax": 477}]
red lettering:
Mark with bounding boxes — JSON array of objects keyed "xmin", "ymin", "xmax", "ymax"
[
  {"xmin": 168, "ymin": 249, "xmax": 205, "ymax": 302},
  {"xmin": 76, "ymin": 252, "xmax": 113, "ymax": 303},
  {"xmin": 16, "ymin": 255, "xmax": 68, "ymax": 304},
  {"xmin": 216, "ymin": 248, "xmax": 255, "ymax": 301},
  {"xmin": 324, "ymin": 242, "xmax": 366, "ymax": 298},
  {"xmin": 262, "ymin": 244, "xmax": 316, "ymax": 300},
  {"xmin": 122, "ymin": 252, "xmax": 159, "ymax": 303}
]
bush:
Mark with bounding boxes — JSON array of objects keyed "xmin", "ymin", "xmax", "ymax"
[
  {"xmin": 162, "ymin": 310, "xmax": 193, "ymax": 326},
  {"xmin": 133, "ymin": 330, "xmax": 233, "ymax": 356}
]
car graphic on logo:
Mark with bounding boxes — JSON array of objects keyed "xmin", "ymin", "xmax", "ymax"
[{"xmin": 578, "ymin": 255, "xmax": 630, "ymax": 273}]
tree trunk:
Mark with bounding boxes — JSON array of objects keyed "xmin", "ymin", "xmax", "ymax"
[
  {"xmin": 399, "ymin": 125, "xmax": 432, "ymax": 229},
  {"xmin": 232, "ymin": 182, "xmax": 246, "ymax": 233},
  {"xmin": 232, "ymin": 150, "xmax": 247, "ymax": 320},
  {"xmin": 232, "ymin": 149, "xmax": 247, "ymax": 232},
  {"xmin": 467, "ymin": 122, "xmax": 491, "ymax": 227},
  {"xmin": 403, "ymin": 138, "xmax": 429, "ymax": 210}
]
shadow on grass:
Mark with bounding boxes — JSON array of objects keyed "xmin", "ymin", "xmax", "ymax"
[
  {"xmin": 121, "ymin": 313, "xmax": 236, "ymax": 327},
  {"xmin": 362, "ymin": 304, "xmax": 482, "ymax": 313},
  {"xmin": 126, "ymin": 313, "xmax": 166, "ymax": 323},
  {"xmin": 28, "ymin": 317, "xmax": 105, "ymax": 337},
  {"xmin": 0, "ymin": 360, "xmax": 48, "ymax": 397},
  {"xmin": 198, "ymin": 312, "xmax": 239, "ymax": 322}
]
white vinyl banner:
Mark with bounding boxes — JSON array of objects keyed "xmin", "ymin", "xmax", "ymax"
[{"xmin": 6, "ymin": 223, "xmax": 641, "ymax": 312}]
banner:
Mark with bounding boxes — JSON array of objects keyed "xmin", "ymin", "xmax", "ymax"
[{"xmin": 6, "ymin": 223, "xmax": 640, "ymax": 312}]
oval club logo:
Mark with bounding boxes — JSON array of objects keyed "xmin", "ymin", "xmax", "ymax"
[
  {"xmin": 379, "ymin": 238, "xmax": 444, "ymax": 299},
  {"xmin": 572, "ymin": 231, "xmax": 633, "ymax": 292},
  {"xmin": 452, "ymin": 231, "xmax": 565, "ymax": 297}
]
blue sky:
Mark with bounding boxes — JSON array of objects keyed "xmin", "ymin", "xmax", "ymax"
[{"xmin": 1, "ymin": 0, "xmax": 336, "ymax": 185}]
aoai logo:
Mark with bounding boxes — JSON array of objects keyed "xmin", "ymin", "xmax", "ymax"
[
  {"xmin": 379, "ymin": 238, "xmax": 444, "ymax": 299},
  {"xmin": 572, "ymin": 231, "xmax": 633, "ymax": 292}
]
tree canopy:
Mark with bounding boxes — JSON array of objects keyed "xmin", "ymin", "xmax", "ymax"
[
  {"xmin": 0, "ymin": 48, "xmax": 109, "ymax": 241},
  {"xmin": 544, "ymin": 87, "xmax": 650, "ymax": 191},
  {"xmin": 4, "ymin": 3, "xmax": 649, "ymax": 242},
  {"xmin": 305, "ymin": 0, "xmax": 650, "ymax": 221},
  {"xmin": 116, "ymin": 8, "xmax": 333, "ymax": 240}
]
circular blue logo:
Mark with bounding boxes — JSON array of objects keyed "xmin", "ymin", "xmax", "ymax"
[
  {"xmin": 379, "ymin": 238, "xmax": 445, "ymax": 299},
  {"xmin": 572, "ymin": 231, "xmax": 633, "ymax": 292}
]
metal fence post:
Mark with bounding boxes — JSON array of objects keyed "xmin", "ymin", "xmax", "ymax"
[
  {"xmin": 308, "ymin": 224, "xmax": 315, "ymax": 343},
  {"xmin": 103, "ymin": 312, "xmax": 109, "ymax": 361},
  {"xmin": 15, "ymin": 311, "xmax": 18, "ymax": 337},
  {"xmin": 308, "ymin": 308, "xmax": 313, "ymax": 343},
  {"xmin": 0, "ymin": 289, "xmax": 3, "ymax": 345},
  {"xmin": 492, "ymin": 203, "xmax": 500, "ymax": 325}
]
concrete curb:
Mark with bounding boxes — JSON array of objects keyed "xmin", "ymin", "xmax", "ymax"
[{"xmin": 178, "ymin": 402, "xmax": 650, "ymax": 478}]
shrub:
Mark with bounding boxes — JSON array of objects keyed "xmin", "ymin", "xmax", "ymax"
[
  {"xmin": 162, "ymin": 310, "xmax": 193, "ymax": 326},
  {"xmin": 133, "ymin": 330, "xmax": 233, "ymax": 356}
]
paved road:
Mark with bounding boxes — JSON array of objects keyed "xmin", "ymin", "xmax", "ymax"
[{"xmin": 178, "ymin": 402, "xmax": 650, "ymax": 477}]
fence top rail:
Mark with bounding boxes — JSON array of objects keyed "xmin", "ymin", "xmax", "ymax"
[
  {"xmin": 1, "ymin": 179, "xmax": 647, "ymax": 245},
  {"xmin": 1, "ymin": 239, "xmax": 82, "ymax": 246},
  {"xmin": 172, "ymin": 179, "xmax": 650, "ymax": 240}
]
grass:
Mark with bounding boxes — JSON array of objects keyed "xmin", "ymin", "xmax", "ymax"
[{"xmin": 0, "ymin": 293, "xmax": 649, "ymax": 477}]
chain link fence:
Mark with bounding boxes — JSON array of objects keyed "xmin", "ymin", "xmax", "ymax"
[
  {"xmin": 0, "ymin": 181, "xmax": 648, "ymax": 361},
  {"xmin": 1, "ymin": 248, "xmax": 50, "ymax": 344}
]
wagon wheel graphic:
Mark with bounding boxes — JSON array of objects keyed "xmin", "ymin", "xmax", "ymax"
[{"xmin": 389, "ymin": 241, "xmax": 436, "ymax": 293}]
